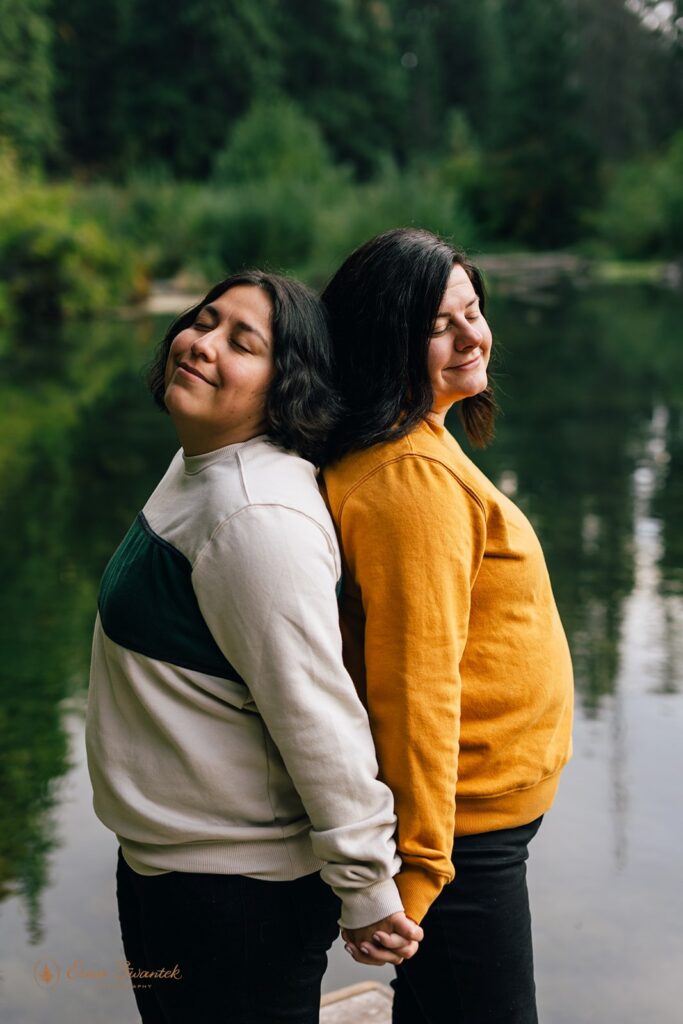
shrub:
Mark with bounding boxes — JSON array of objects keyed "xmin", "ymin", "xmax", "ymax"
[
  {"xmin": 212, "ymin": 97, "xmax": 337, "ymax": 187},
  {"xmin": 306, "ymin": 160, "xmax": 477, "ymax": 284},
  {"xmin": 0, "ymin": 164, "xmax": 142, "ymax": 325},
  {"xmin": 73, "ymin": 174, "xmax": 200, "ymax": 281},
  {"xmin": 184, "ymin": 181, "xmax": 316, "ymax": 281},
  {"xmin": 593, "ymin": 132, "xmax": 683, "ymax": 259}
]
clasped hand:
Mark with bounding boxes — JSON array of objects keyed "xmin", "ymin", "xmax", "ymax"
[{"xmin": 342, "ymin": 911, "xmax": 424, "ymax": 966}]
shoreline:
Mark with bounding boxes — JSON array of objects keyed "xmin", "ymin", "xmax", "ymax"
[{"xmin": 122, "ymin": 254, "xmax": 682, "ymax": 317}]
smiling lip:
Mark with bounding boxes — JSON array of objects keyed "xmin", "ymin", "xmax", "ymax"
[
  {"xmin": 177, "ymin": 362, "xmax": 216, "ymax": 386},
  {"xmin": 448, "ymin": 351, "xmax": 482, "ymax": 371}
]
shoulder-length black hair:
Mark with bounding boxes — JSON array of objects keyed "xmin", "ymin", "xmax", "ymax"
[
  {"xmin": 148, "ymin": 270, "xmax": 341, "ymax": 465},
  {"xmin": 321, "ymin": 228, "xmax": 496, "ymax": 462}
]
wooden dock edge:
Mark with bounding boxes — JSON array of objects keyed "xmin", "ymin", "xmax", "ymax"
[
  {"xmin": 321, "ymin": 981, "xmax": 393, "ymax": 1007},
  {"xmin": 321, "ymin": 981, "xmax": 393, "ymax": 1022}
]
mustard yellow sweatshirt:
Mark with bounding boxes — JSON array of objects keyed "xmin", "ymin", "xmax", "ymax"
[{"xmin": 322, "ymin": 418, "xmax": 574, "ymax": 924}]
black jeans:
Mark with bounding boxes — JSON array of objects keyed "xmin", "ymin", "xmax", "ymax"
[
  {"xmin": 392, "ymin": 816, "xmax": 543, "ymax": 1024},
  {"xmin": 115, "ymin": 847, "xmax": 340, "ymax": 1023}
]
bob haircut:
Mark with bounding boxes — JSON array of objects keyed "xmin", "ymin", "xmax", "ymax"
[
  {"xmin": 148, "ymin": 270, "xmax": 341, "ymax": 465},
  {"xmin": 321, "ymin": 228, "xmax": 496, "ymax": 463}
]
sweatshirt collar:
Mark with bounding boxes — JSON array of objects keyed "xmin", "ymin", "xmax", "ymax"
[{"xmin": 182, "ymin": 434, "xmax": 268, "ymax": 474}]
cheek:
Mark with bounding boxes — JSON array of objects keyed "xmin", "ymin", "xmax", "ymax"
[
  {"xmin": 164, "ymin": 353, "xmax": 175, "ymax": 387},
  {"xmin": 164, "ymin": 335, "xmax": 188, "ymax": 382},
  {"xmin": 427, "ymin": 342, "xmax": 449, "ymax": 385},
  {"xmin": 218, "ymin": 361, "xmax": 273, "ymax": 403}
]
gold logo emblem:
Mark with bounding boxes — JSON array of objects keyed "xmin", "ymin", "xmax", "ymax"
[{"xmin": 33, "ymin": 959, "xmax": 61, "ymax": 988}]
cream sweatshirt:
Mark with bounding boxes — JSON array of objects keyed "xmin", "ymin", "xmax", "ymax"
[{"xmin": 86, "ymin": 435, "xmax": 402, "ymax": 928}]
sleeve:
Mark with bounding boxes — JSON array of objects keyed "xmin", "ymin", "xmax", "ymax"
[
  {"xmin": 339, "ymin": 456, "xmax": 487, "ymax": 924},
  {"xmin": 191, "ymin": 503, "xmax": 403, "ymax": 929}
]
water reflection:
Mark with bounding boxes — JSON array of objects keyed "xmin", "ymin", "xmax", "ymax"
[
  {"xmin": 0, "ymin": 316, "xmax": 177, "ymax": 948},
  {"xmin": 0, "ymin": 285, "xmax": 681, "ymax": 1021}
]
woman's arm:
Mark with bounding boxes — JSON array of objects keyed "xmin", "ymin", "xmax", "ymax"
[
  {"xmin": 191, "ymin": 502, "xmax": 405, "ymax": 932},
  {"xmin": 339, "ymin": 454, "xmax": 487, "ymax": 924}
]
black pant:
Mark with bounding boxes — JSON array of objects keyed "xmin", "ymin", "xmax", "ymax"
[
  {"xmin": 115, "ymin": 848, "xmax": 340, "ymax": 1023},
  {"xmin": 392, "ymin": 817, "xmax": 543, "ymax": 1024}
]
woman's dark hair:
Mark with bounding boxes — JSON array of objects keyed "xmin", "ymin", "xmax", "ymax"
[
  {"xmin": 148, "ymin": 270, "xmax": 341, "ymax": 464},
  {"xmin": 321, "ymin": 228, "xmax": 496, "ymax": 462}
]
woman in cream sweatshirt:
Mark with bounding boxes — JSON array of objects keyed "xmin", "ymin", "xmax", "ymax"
[{"xmin": 86, "ymin": 270, "xmax": 421, "ymax": 1024}]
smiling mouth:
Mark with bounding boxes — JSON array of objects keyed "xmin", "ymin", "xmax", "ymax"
[
  {"xmin": 448, "ymin": 351, "xmax": 482, "ymax": 371},
  {"xmin": 177, "ymin": 362, "xmax": 216, "ymax": 386}
]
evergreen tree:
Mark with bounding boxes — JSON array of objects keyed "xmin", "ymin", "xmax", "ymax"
[
  {"xmin": 571, "ymin": 0, "xmax": 683, "ymax": 159},
  {"xmin": 0, "ymin": 0, "xmax": 58, "ymax": 166},
  {"xmin": 279, "ymin": 0, "xmax": 407, "ymax": 175},
  {"xmin": 116, "ymin": 0, "xmax": 283, "ymax": 176},
  {"xmin": 483, "ymin": 0, "xmax": 596, "ymax": 246},
  {"xmin": 53, "ymin": 0, "xmax": 283, "ymax": 176},
  {"xmin": 51, "ymin": 0, "xmax": 124, "ymax": 172},
  {"xmin": 392, "ymin": 0, "xmax": 496, "ymax": 154}
]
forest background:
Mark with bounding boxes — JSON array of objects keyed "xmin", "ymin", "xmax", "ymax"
[
  {"xmin": 1, "ymin": 0, "xmax": 682, "ymax": 326},
  {"xmin": 1, "ymin": 8, "xmax": 683, "ymax": 1021}
]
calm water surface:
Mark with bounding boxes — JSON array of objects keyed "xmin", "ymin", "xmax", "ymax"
[{"xmin": 0, "ymin": 285, "xmax": 681, "ymax": 1023}]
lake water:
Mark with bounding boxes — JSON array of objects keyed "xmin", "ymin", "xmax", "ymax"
[{"xmin": 1, "ymin": 283, "xmax": 681, "ymax": 1023}]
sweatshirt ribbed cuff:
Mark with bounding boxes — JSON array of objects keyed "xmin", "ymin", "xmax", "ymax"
[
  {"xmin": 395, "ymin": 865, "xmax": 452, "ymax": 924},
  {"xmin": 335, "ymin": 876, "xmax": 404, "ymax": 930}
]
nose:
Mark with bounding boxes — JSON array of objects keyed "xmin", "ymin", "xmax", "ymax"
[
  {"xmin": 190, "ymin": 329, "xmax": 219, "ymax": 361},
  {"xmin": 453, "ymin": 316, "xmax": 482, "ymax": 350}
]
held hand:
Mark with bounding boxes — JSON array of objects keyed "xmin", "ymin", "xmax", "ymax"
[{"xmin": 342, "ymin": 911, "xmax": 423, "ymax": 967}]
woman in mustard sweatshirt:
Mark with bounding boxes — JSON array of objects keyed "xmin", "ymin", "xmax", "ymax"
[{"xmin": 321, "ymin": 229, "xmax": 573, "ymax": 1023}]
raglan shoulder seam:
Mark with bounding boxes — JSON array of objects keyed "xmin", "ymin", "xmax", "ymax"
[
  {"xmin": 337, "ymin": 451, "xmax": 487, "ymax": 523},
  {"xmin": 192, "ymin": 503, "xmax": 340, "ymax": 577}
]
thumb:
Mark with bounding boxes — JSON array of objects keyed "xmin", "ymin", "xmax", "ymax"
[{"xmin": 391, "ymin": 913, "xmax": 424, "ymax": 942}]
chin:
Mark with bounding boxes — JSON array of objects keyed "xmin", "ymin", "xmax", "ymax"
[
  {"xmin": 164, "ymin": 382, "xmax": 194, "ymax": 418},
  {"xmin": 468, "ymin": 371, "xmax": 489, "ymax": 397},
  {"xmin": 452, "ymin": 375, "xmax": 488, "ymax": 402},
  {"xmin": 163, "ymin": 382, "xmax": 177, "ymax": 410}
]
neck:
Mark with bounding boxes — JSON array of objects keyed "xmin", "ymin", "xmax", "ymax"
[
  {"xmin": 174, "ymin": 420, "xmax": 266, "ymax": 457},
  {"xmin": 427, "ymin": 404, "xmax": 456, "ymax": 428}
]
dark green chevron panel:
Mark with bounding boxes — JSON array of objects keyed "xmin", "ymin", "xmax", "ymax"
[{"xmin": 98, "ymin": 513, "xmax": 245, "ymax": 683}]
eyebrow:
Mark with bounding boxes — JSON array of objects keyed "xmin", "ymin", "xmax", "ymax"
[
  {"xmin": 234, "ymin": 319, "xmax": 270, "ymax": 348},
  {"xmin": 436, "ymin": 297, "xmax": 479, "ymax": 317},
  {"xmin": 199, "ymin": 305, "xmax": 271, "ymax": 347},
  {"xmin": 198, "ymin": 304, "xmax": 219, "ymax": 323}
]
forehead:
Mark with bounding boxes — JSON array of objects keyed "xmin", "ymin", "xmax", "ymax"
[
  {"xmin": 438, "ymin": 264, "xmax": 478, "ymax": 311},
  {"xmin": 209, "ymin": 285, "xmax": 273, "ymax": 329}
]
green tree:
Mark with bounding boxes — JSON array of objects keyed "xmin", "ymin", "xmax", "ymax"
[
  {"xmin": 594, "ymin": 130, "xmax": 683, "ymax": 257},
  {"xmin": 0, "ymin": 0, "xmax": 57, "ymax": 166},
  {"xmin": 571, "ymin": 0, "xmax": 683, "ymax": 159},
  {"xmin": 212, "ymin": 98, "xmax": 336, "ymax": 186},
  {"xmin": 51, "ymin": 0, "xmax": 125, "ymax": 172},
  {"xmin": 481, "ymin": 0, "xmax": 596, "ymax": 246},
  {"xmin": 53, "ymin": 0, "xmax": 283, "ymax": 176},
  {"xmin": 391, "ymin": 0, "xmax": 496, "ymax": 155},
  {"xmin": 279, "ymin": 0, "xmax": 407, "ymax": 175}
]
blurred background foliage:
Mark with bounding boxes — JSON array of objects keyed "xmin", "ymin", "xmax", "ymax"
[
  {"xmin": 1, "ymin": 1, "xmax": 683, "ymax": 971},
  {"xmin": 0, "ymin": 0, "xmax": 681, "ymax": 321}
]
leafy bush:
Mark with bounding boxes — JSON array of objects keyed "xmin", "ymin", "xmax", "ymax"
[
  {"xmin": 184, "ymin": 181, "xmax": 317, "ymax": 281},
  {"xmin": 212, "ymin": 98, "xmax": 338, "ymax": 187},
  {"xmin": 306, "ymin": 160, "xmax": 477, "ymax": 284},
  {"xmin": 75, "ymin": 175, "xmax": 200, "ymax": 280},
  {"xmin": 593, "ymin": 132, "xmax": 683, "ymax": 259},
  {"xmin": 0, "ymin": 154, "xmax": 143, "ymax": 325}
]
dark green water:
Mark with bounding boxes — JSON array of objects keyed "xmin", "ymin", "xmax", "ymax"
[{"xmin": 0, "ymin": 285, "xmax": 681, "ymax": 1022}]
